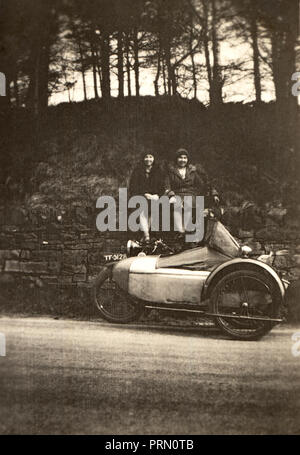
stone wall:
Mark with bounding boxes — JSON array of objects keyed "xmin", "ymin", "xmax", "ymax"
[
  {"xmin": 0, "ymin": 206, "xmax": 126, "ymax": 316},
  {"xmin": 0, "ymin": 206, "xmax": 299, "ymax": 321}
]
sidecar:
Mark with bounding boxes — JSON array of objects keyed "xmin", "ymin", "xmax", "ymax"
[{"xmin": 94, "ymin": 220, "xmax": 286, "ymax": 340}]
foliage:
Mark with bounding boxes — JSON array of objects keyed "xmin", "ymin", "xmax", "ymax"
[{"xmin": 1, "ymin": 97, "xmax": 299, "ymax": 220}]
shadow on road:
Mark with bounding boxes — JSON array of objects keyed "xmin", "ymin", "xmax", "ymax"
[
  {"xmin": 95, "ymin": 319, "xmax": 232, "ymax": 340},
  {"xmin": 93, "ymin": 319, "xmax": 284, "ymax": 341}
]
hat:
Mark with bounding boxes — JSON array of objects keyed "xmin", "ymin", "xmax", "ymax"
[
  {"xmin": 141, "ymin": 151, "xmax": 155, "ymax": 160},
  {"xmin": 175, "ymin": 148, "xmax": 189, "ymax": 160}
]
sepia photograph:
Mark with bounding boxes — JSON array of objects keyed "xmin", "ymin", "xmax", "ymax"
[{"xmin": 0, "ymin": 0, "xmax": 300, "ymax": 437}]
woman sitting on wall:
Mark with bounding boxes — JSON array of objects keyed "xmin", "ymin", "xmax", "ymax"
[
  {"xmin": 164, "ymin": 148, "xmax": 220, "ymax": 240},
  {"xmin": 129, "ymin": 152, "xmax": 165, "ymax": 243}
]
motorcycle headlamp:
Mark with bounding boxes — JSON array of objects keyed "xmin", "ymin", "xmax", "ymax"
[{"xmin": 241, "ymin": 245, "xmax": 252, "ymax": 257}]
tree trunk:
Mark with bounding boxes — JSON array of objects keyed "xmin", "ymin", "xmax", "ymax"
[
  {"xmin": 125, "ymin": 32, "xmax": 131, "ymax": 97},
  {"xmin": 28, "ymin": 36, "xmax": 50, "ymax": 116},
  {"xmin": 26, "ymin": 2, "xmax": 52, "ymax": 116},
  {"xmin": 189, "ymin": 22, "xmax": 197, "ymax": 99},
  {"xmin": 250, "ymin": 7, "xmax": 261, "ymax": 103},
  {"xmin": 202, "ymin": 0, "xmax": 213, "ymax": 104},
  {"xmin": 95, "ymin": 48, "xmax": 102, "ymax": 98},
  {"xmin": 100, "ymin": 30, "xmax": 111, "ymax": 101},
  {"xmin": 162, "ymin": 60, "xmax": 167, "ymax": 95},
  {"xmin": 164, "ymin": 35, "xmax": 172, "ymax": 95},
  {"xmin": 90, "ymin": 44, "xmax": 99, "ymax": 99},
  {"xmin": 133, "ymin": 26, "xmax": 140, "ymax": 97},
  {"xmin": 78, "ymin": 40, "xmax": 87, "ymax": 101},
  {"xmin": 271, "ymin": 0, "xmax": 298, "ymax": 106},
  {"xmin": 271, "ymin": 30, "xmax": 282, "ymax": 102},
  {"xmin": 211, "ymin": 0, "xmax": 223, "ymax": 105},
  {"xmin": 170, "ymin": 66, "xmax": 177, "ymax": 95},
  {"xmin": 154, "ymin": 39, "xmax": 162, "ymax": 96},
  {"xmin": 117, "ymin": 30, "xmax": 124, "ymax": 99}
]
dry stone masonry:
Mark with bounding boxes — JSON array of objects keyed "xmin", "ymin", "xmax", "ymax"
[{"xmin": 0, "ymin": 205, "xmax": 299, "ymax": 321}]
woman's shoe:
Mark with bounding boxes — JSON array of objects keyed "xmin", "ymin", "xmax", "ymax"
[
  {"xmin": 175, "ymin": 232, "xmax": 185, "ymax": 242},
  {"xmin": 140, "ymin": 235, "xmax": 151, "ymax": 244}
]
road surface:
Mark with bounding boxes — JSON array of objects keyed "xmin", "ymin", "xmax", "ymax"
[{"xmin": 0, "ymin": 316, "xmax": 299, "ymax": 434}]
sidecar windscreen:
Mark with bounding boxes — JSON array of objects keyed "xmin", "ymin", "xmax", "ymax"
[{"xmin": 204, "ymin": 219, "xmax": 241, "ymax": 258}]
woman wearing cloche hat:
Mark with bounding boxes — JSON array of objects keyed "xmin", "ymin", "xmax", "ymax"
[{"xmin": 164, "ymin": 148, "xmax": 219, "ymax": 239}]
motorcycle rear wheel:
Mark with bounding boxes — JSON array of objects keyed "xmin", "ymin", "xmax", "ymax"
[
  {"xmin": 93, "ymin": 267, "xmax": 144, "ymax": 323},
  {"xmin": 210, "ymin": 268, "xmax": 281, "ymax": 340}
]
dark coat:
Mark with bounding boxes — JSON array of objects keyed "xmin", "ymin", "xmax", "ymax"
[
  {"xmin": 129, "ymin": 163, "xmax": 165, "ymax": 197},
  {"xmin": 164, "ymin": 163, "xmax": 218, "ymax": 207}
]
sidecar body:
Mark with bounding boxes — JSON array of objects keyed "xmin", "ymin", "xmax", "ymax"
[{"xmin": 112, "ymin": 247, "xmax": 222, "ymax": 305}]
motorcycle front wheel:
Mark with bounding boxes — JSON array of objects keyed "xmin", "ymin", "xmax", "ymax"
[
  {"xmin": 93, "ymin": 266, "xmax": 144, "ymax": 323},
  {"xmin": 210, "ymin": 268, "xmax": 281, "ymax": 340}
]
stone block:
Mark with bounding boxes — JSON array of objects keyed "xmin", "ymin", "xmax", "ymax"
[
  {"xmin": 2, "ymin": 226, "xmax": 18, "ymax": 233},
  {"xmin": 4, "ymin": 260, "xmax": 21, "ymax": 272},
  {"xmin": 73, "ymin": 273, "xmax": 87, "ymax": 282},
  {"xmin": 15, "ymin": 232, "xmax": 38, "ymax": 243},
  {"xmin": 87, "ymin": 250, "xmax": 107, "ymax": 265},
  {"xmin": 289, "ymin": 267, "xmax": 300, "ymax": 280},
  {"xmin": 256, "ymin": 226, "xmax": 282, "ymax": 242},
  {"xmin": 20, "ymin": 250, "xmax": 31, "ymax": 260},
  {"xmin": 75, "ymin": 206, "xmax": 89, "ymax": 223},
  {"xmin": 88, "ymin": 265, "xmax": 105, "ymax": 276},
  {"xmin": 0, "ymin": 250, "xmax": 21, "ymax": 263},
  {"xmin": 5, "ymin": 208, "xmax": 28, "ymax": 225},
  {"xmin": 63, "ymin": 250, "xmax": 87, "ymax": 265},
  {"xmin": 292, "ymin": 254, "xmax": 300, "ymax": 267},
  {"xmin": 0, "ymin": 233, "xmax": 16, "ymax": 249},
  {"xmin": 31, "ymin": 250, "xmax": 62, "ymax": 261},
  {"xmin": 80, "ymin": 232, "xmax": 94, "ymax": 240},
  {"xmin": 0, "ymin": 273, "xmax": 15, "ymax": 285},
  {"xmin": 92, "ymin": 242, "xmax": 106, "ymax": 249},
  {"xmin": 64, "ymin": 242, "xmax": 90, "ymax": 250},
  {"xmin": 48, "ymin": 261, "xmax": 61, "ymax": 274},
  {"xmin": 62, "ymin": 264, "xmax": 85, "ymax": 274},
  {"xmin": 43, "ymin": 275, "xmax": 59, "ymax": 284},
  {"xmin": 19, "ymin": 242, "xmax": 38, "ymax": 250},
  {"xmin": 273, "ymin": 254, "xmax": 292, "ymax": 270},
  {"xmin": 20, "ymin": 262, "xmax": 48, "ymax": 274},
  {"xmin": 41, "ymin": 242, "xmax": 63, "ymax": 250},
  {"xmin": 61, "ymin": 232, "xmax": 78, "ymax": 242},
  {"xmin": 58, "ymin": 276, "xmax": 73, "ymax": 285}
]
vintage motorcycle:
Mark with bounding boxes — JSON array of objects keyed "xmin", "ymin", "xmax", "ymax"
[{"xmin": 93, "ymin": 217, "xmax": 288, "ymax": 340}]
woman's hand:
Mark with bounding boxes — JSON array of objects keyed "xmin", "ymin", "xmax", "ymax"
[
  {"xmin": 169, "ymin": 196, "xmax": 177, "ymax": 204},
  {"xmin": 144, "ymin": 193, "xmax": 159, "ymax": 201}
]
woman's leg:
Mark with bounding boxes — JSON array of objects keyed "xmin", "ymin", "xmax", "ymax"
[
  {"xmin": 174, "ymin": 209, "xmax": 185, "ymax": 234},
  {"xmin": 139, "ymin": 210, "xmax": 150, "ymax": 242}
]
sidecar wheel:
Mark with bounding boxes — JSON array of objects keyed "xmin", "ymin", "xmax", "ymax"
[
  {"xmin": 93, "ymin": 267, "xmax": 144, "ymax": 323},
  {"xmin": 210, "ymin": 269, "xmax": 281, "ymax": 340}
]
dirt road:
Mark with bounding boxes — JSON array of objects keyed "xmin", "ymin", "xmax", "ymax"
[{"xmin": 0, "ymin": 317, "xmax": 299, "ymax": 434}]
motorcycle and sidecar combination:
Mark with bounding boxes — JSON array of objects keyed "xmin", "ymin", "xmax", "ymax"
[{"xmin": 93, "ymin": 217, "xmax": 288, "ymax": 340}]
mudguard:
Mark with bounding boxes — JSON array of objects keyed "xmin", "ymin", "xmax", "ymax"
[
  {"xmin": 202, "ymin": 257, "xmax": 285, "ymax": 301},
  {"xmin": 112, "ymin": 257, "xmax": 137, "ymax": 292}
]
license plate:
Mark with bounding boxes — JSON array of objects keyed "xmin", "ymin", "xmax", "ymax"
[{"xmin": 103, "ymin": 253, "xmax": 127, "ymax": 262}]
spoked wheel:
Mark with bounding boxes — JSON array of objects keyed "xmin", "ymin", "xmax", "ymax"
[
  {"xmin": 93, "ymin": 267, "xmax": 144, "ymax": 323},
  {"xmin": 210, "ymin": 269, "xmax": 281, "ymax": 340}
]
